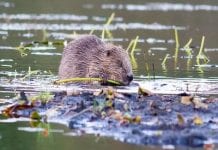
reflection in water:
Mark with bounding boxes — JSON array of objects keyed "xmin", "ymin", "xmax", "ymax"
[
  {"xmin": 0, "ymin": 121, "xmax": 148, "ymax": 150},
  {"xmin": 0, "ymin": 22, "xmax": 185, "ymax": 31},
  {"xmin": 0, "ymin": 1, "xmax": 13, "ymax": 8},
  {"xmin": 102, "ymin": 3, "xmax": 218, "ymax": 12},
  {"xmin": 0, "ymin": 14, "xmax": 88, "ymax": 21}
]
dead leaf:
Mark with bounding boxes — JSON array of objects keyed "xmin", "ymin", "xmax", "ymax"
[
  {"xmin": 123, "ymin": 113, "xmax": 132, "ymax": 122},
  {"xmin": 193, "ymin": 115, "xmax": 203, "ymax": 125},
  {"xmin": 177, "ymin": 114, "xmax": 185, "ymax": 126},
  {"xmin": 132, "ymin": 115, "xmax": 141, "ymax": 124},
  {"xmin": 67, "ymin": 89, "xmax": 80, "ymax": 96},
  {"xmin": 110, "ymin": 110, "xmax": 123, "ymax": 121},
  {"xmin": 93, "ymin": 87, "xmax": 116, "ymax": 100},
  {"xmin": 138, "ymin": 86, "xmax": 152, "ymax": 97},
  {"xmin": 181, "ymin": 96, "xmax": 193, "ymax": 105},
  {"xmin": 93, "ymin": 89, "xmax": 104, "ymax": 96}
]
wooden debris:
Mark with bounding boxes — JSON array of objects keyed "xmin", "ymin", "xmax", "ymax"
[{"xmin": 192, "ymin": 97, "xmax": 208, "ymax": 109}]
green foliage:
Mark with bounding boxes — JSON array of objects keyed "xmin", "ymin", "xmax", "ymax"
[{"xmin": 31, "ymin": 92, "xmax": 53, "ymax": 104}]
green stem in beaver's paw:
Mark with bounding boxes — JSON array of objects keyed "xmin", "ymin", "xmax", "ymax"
[{"xmin": 53, "ymin": 77, "xmax": 124, "ymax": 86}]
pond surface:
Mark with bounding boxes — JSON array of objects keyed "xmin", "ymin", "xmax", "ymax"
[
  {"xmin": 0, "ymin": 0, "xmax": 218, "ymax": 149},
  {"xmin": 1, "ymin": 120, "xmax": 155, "ymax": 150}
]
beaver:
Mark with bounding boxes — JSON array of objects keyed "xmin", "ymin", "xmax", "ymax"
[{"xmin": 58, "ymin": 35, "xmax": 133, "ymax": 85}]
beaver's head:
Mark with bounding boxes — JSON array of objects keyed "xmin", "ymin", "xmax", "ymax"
[{"xmin": 99, "ymin": 43, "xmax": 133, "ymax": 85}]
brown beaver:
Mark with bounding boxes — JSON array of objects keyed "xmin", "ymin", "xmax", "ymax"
[{"xmin": 58, "ymin": 35, "xmax": 133, "ymax": 85}]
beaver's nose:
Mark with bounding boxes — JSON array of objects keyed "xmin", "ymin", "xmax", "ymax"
[{"xmin": 127, "ymin": 74, "xmax": 133, "ymax": 82}]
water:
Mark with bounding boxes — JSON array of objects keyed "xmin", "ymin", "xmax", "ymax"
[
  {"xmin": 0, "ymin": 0, "xmax": 218, "ymax": 149},
  {"xmin": 0, "ymin": 121, "xmax": 152, "ymax": 150}
]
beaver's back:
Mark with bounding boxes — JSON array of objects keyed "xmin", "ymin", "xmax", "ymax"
[
  {"xmin": 58, "ymin": 35, "xmax": 133, "ymax": 85},
  {"xmin": 59, "ymin": 35, "xmax": 103, "ymax": 79}
]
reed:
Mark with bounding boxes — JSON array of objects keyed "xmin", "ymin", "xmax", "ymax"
[
  {"xmin": 174, "ymin": 28, "xmax": 180, "ymax": 48},
  {"xmin": 21, "ymin": 66, "xmax": 40, "ymax": 80},
  {"xmin": 184, "ymin": 38, "xmax": 192, "ymax": 56},
  {"xmin": 131, "ymin": 36, "xmax": 139, "ymax": 56},
  {"xmin": 101, "ymin": 13, "xmax": 115, "ymax": 40},
  {"xmin": 174, "ymin": 29, "xmax": 180, "ymax": 69},
  {"xmin": 127, "ymin": 36, "xmax": 139, "ymax": 70},
  {"xmin": 161, "ymin": 54, "xmax": 170, "ymax": 66},
  {"xmin": 196, "ymin": 36, "xmax": 209, "ymax": 63}
]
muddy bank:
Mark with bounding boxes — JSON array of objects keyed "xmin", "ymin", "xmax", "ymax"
[{"xmin": 1, "ymin": 86, "xmax": 218, "ymax": 149}]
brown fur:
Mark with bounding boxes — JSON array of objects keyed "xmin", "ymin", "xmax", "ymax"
[{"xmin": 58, "ymin": 35, "xmax": 133, "ymax": 85}]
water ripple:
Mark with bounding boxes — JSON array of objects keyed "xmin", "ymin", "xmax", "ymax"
[
  {"xmin": 0, "ymin": 59, "xmax": 13, "ymax": 62},
  {"xmin": 31, "ymin": 52, "xmax": 62, "ymax": 56},
  {"xmin": 0, "ymin": 2, "xmax": 14, "ymax": 8},
  {"xmin": 0, "ymin": 13, "xmax": 88, "ymax": 21},
  {"xmin": 0, "ymin": 30, "xmax": 8, "ymax": 35},
  {"xmin": 102, "ymin": 3, "xmax": 218, "ymax": 12},
  {"xmin": 0, "ymin": 22, "xmax": 185, "ymax": 31}
]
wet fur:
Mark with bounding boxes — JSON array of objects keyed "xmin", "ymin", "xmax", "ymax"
[{"xmin": 59, "ymin": 35, "xmax": 133, "ymax": 85}]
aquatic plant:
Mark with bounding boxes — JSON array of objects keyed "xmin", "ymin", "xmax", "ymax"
[
  {"xmin": 183, "ymin": 38, "xmax": 193, "ymax": 56},
  {"xmin": 31, "ymin": 91, "xmax": 53, "ymax": 105},
  {"xmin": 174, "ymin": 29, "xmax": 180, "ymax": 69},
  {"xmin": 21, "ymin": 66, "xmax": 41, "ymax": 80},
  {"xmin": 16, "ymin": 40, "xmax": 65, "ymax": 57},
  {"xmin": 196, "ymin": 36, "xmax": 209, "ymax": 63},
  {"xmin": 101, "ymin": 13, "xmax": 115, "ymax": 40},
  {"xmin": 161, "ymin": 54, "xmax": 170, "ymax": 66},
  {"xmin": 127, "ymin": 36, "xmax": 139, "ymax": 71},
  {"xmin": 54, "ymin": 77, "xmax": 124, "ymax": 86},
  {"xmin": 174, "ymin": 28, "xmax": 180, "ymax": 48}
]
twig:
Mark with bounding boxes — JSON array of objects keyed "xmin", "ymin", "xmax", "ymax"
[{"xmin": 54, "ymin": 77, "xmax": 123, "ymax": 86}]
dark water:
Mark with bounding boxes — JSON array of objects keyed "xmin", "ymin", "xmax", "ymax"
[
  {"xmin": 0, "ymin": 120, "xmax": 156, "ymax": 150},
  {"xmin": 0, "ymin": 0, "xmax": 218, "ymax": 149}
]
